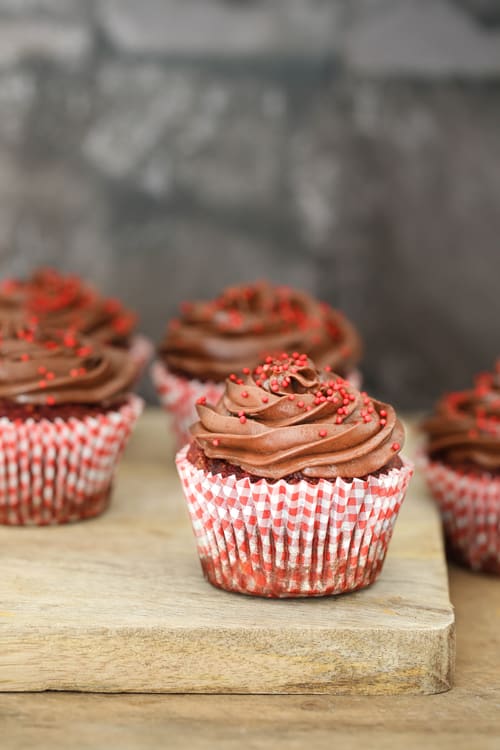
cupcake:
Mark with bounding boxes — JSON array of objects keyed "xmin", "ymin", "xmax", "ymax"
[
  {"xmin": 153, "ymin": 281, "xmax": 362, "ymax": 447},
  {"xmin": 0, "ymin": 326, "xmax": 143, "ymax": 525},
  {"xmin": 176, "ymin": 352, "xmax": 412, "ymax": 597},
  {"xmin": 0, "ymin": 268, "xmax": 153, "ymax": 373},
  {"xmin": 421, "ymin": 362, "xmax": 500, "ymax": 574}
]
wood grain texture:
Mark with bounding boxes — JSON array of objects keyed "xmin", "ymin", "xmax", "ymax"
[
  {"xmin": 0, "ymin": 410, "xmax": 454, "ymax": 695},
  {"xmin": 1, "ymin": 566, "xmax": 499, "ymax": 750}
]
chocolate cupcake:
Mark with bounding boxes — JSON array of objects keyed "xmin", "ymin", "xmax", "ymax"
[
  {"xmin": 422, "ymin": 362, "xmax": 500, "ymax": 573},
  {"xmin": 176, "ymin": 352, "xmax": 412, "ymax": 597},
  {"xmin": 0, "ymin": 326, "xmax": 143, "ymax": 525},
  {"xmin": 0, "ymin": 268, "xmax": 152, "ymax": 372},
  {"xmin": 153, "ymin": 281, "xmax": 362, "ymax": 447}
]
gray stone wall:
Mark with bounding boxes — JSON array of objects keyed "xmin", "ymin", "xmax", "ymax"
[{"xmin": 0, "ymin": 0, "xmax": 498, "ymax": 408}]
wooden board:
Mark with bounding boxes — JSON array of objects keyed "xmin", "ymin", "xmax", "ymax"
[{"xmin": 0, "ymin": 410, "xmax": 454, "ymax": 695}]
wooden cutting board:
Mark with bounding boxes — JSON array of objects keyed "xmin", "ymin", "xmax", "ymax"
[{"xmin": 0, "ymin": 410, "xmax": 454, "ymax": 695}]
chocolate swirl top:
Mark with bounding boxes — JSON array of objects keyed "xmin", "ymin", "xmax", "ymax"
[
  {"xmin": 160, "ymin": 282, "xmax": 362, "ymax": 382},
  {"xmin": 191, "ymin": 353, "xmax": 404, "ymax": 479},
  {"xmin": 0, "ymin": 268, "xmax": 136, "ymax": 346},
  {"xmin": 0, "ymin": 327, "xmax": 136, "ymax": 406},
  {"xmin": 422, "ymin": 363, "xmax": 500, "ymax": 470}
]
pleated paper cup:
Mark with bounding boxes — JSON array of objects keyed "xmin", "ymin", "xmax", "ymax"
[
  {"xmin": 422, "ymin": 457, "xmax": 500, "ymax": 574},
  {"xmin": 345, "ymin": 368, "xmax": 362, "ymax": 390},
  {"xmin": 176, "ymin": 446, "xmax": 413, "ymax": 598},
  {"xmin": 129, "ymin": 334, "xmax": 154, "ymax": 377},
  {"xmin": 0, "ymin": 394, "xmax": 143, "ymax": 526},
  {"xmin": 151, "ymin": 361, "xmax": 225, "ymax": 449}
]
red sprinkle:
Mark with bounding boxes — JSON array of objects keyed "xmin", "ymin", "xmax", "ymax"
[
  {"xmin": 242, "ymin": 367, "xmax": 250, "ymax": 375},
  {"xmin": 241, "ymin": 391, "xmax": 248, "ymax": 398},
  {"xmin": 212, "ymin": 439, "xmax": 220, "ymax": 447},
  {"xmin": 196, "ymin": 396, "xmax": 206, "ymax": 405},
  {"xmin": 46, "ymin": 396, "xmax": 56, "ymax": 406},
  {"xmin": 297, "ymin": 400, "xmax": 305, "ymax": 408},
  {"xmin": 335, "ymin": 416, "xmax": 343, "ymax": 424},
  {"xmin": 318, "ymin": 429, "xmax": 328, "ymax": 438},
  {"xmin": 391, "ymin": 442, "xmax": 400, "ymax": 451},
  {"xmin": 288, "ymin": 394, "xmax": 295, "ymax": 401},
  {"xmin": 239, "ymin": 415, "xmax": 247, "ymax": 424},
  {"xmin": 262, "ymin": 396, "xmax": 269, "ymax": 403},
  {"xmin": 380, "ymin": 409, "xmax": 387, "ymax": 417}
]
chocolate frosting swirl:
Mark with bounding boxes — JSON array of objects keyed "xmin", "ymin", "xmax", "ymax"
[
  {"xmin": 191, "ymin": 353, "xmax": 404, "ymax": 479},
  {"xmin": 0, "ymin": 327, "xmax": 137, "ymax": 405},
  {"xmin": 0, "ymin": 269, "xmax": 136, "ymax": 346},
  {"xmin": 161, "ymin": 282, "xmax": 362, "ymax": 382},
  {"xmin": 422, "ymin": 363, "xmax": 500, "ymax": 470}
]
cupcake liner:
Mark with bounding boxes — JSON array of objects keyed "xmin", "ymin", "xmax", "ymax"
[
  {"xmin": 422, "ymin": 457, "xmax": 500, "ymax": 574},
  {"xmin": 176, "ymin": 447, "xmax": 413, "ymax": 598},
  {"xmin": 129, "ymin": 334, "xmax": 154, "ymax": 377},
  {"xmin": 345, "ymin": 368, "xmax": 362, "ymax": 390},
  {"xmin": 0, "ymin": 395, "xmax": 143, "ymax": 526},
  {"xmin": 151, "ymin": 361, "xmax": 224, "ymax": 449}
]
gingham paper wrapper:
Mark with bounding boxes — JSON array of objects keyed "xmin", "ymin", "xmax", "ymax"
[
  {"xmin": 152, "ymin": 361, "xmax": 362, "ymax": 450},
  {"xmin": 176, "ymin": 447, "xmax": 413, "ymax": 598},
  {"xmin": 0, "ymin": 394, "xmax": 143, "ymax": 526},
  {"xmin": 129, "ymin": 334, "xmax": 154, "ymax": 377},
  {"xmin": 422, "ymin": 457, "xmax": 500, "ymax": 574},
  {"xmin": 151, "ymin": 361, "xmax": 225, "ymax": 449},
  {"xmin": 344, "ymin": 368, "xmax": 362, "ymax": 390}
]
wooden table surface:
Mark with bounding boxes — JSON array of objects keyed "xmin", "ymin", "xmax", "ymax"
[
  {"xmin": 0, "ymin": 413, "xmax": 454, "ymax": 696},
  {"xmin": 1, "ymin": 413, "xmax": 500, "ymax": 749}
]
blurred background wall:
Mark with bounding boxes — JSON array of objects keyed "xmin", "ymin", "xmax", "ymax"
[{"xmin": 0, "ymin": 0, "xmax": 498, "ymax": 409}]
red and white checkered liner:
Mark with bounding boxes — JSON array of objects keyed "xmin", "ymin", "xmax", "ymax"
[
  {"xmin": 176, "ymin": 447, "xmax": 413, "ymax": 597},
  {"xmin": 129, "ymin": 334, "xmax": 154, "ymax": 377},
  {"xmin": 151, "ymin": 361, "xmax": 225, "ymax": 449},
  {"xmin": 344, "ymin": 368, "xmax": 362, "ymax": 390},
  {"xmin": 422, "ymin": 457, "xmax": 500, "ymax": 574},
  {"xmin": 0, "ymin": 395, "xmax": 143, "ymax": 526}
]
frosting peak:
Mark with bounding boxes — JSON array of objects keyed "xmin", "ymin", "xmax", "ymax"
[
  {"xmin": 0, "ymin": 327, "xmax": 136, "ymax": 406},
  {"xmin": 255, "ymin": 353, "xmax": 321, "ymax": 395},
  {"xmin": 161, "ymin": 282, "xmax": 362, "ymax": 382},
  {"xmin": 191, "ymin": 353, "xmax": 404, "ymax": 479},
  {"xmin": 0, "ymin": 268, "xmax": 136, "ymax": 346},
  {"xmin": 423, "ymin": 361, "xmax": 500, "ymax": 470}
]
